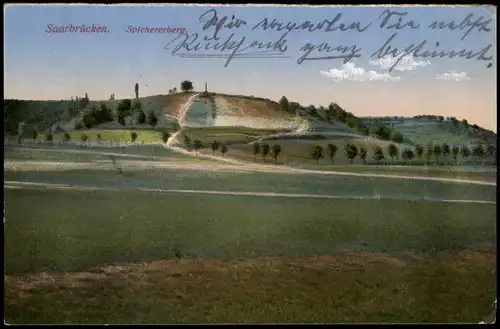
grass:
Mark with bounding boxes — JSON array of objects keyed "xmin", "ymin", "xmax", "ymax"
[
  {"xmin": 4, "ymin": 187, "xmax": 497, "ymax": 323},
  {"xmin": 4, "ymin": 144, "xmax": 497, "ymax": 323},
  {"xmin": 4, "ymin": 188, "xmax": 496, "ymax": 275},
  {"xmin": 3, "ymin": 145, "xmax": 217, "ymax": 163},
  {"xmin": 49, "ymin": 129, "xmax": 165, "ymax": 143},
  {"xmin": 5, "ymin": 252, "xmax": 496, "ymax": 324},
  {"xmin": 206, "ymin": 136, "xmax": 495, "ymax": 168},
  {"xmin": 179, "ymin": 126, "xmax": 290, "ymax": 145},
  {"xmin": 292, "ymin": 164, "xmax": 497, "ymax": 183},
  {"xmin": 4, "ymin": 165, "xmax": 496, "ymax": 202}
]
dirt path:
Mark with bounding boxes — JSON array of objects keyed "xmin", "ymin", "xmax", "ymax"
[{"xmin": 4, "ymin": 180, "xmax": 496, "ymax": 205}]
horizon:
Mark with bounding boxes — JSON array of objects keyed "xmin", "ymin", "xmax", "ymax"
[{"xmin": 4, "ymin": 4, "xmax": 497, "ymax": 132}]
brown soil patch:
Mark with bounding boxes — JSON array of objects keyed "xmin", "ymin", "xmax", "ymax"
[{"xmin": 6, "ymin": 251, "xmax": 495, "ymax": 298}]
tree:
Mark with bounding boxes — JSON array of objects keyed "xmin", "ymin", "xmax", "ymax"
[
  {"xmin": 279, "ymin": 96, "xmax": 289, "ymax": 112},
  {"xmin": 79, "ymin": 95, "xmax": 89, "ymax": 110},
  {"xmin": 193, "ymin": 140, "xmax": 203, "ymax": 154},
  {"xmin": 136, "ymin": 110, "xmax": 146, "ymax": 125},
  {"xmin": 373, "ymin": 146, "xmax": 385, "ymax": 161},
  {"xmin": 98, "ymin": 102, "xmax": 114, "ymax": 122},
  {"xmin": 261, "ymin": 143, "xmax": 270, "ymax": 162},
  {"xmin": 415, "ymin": 145, "xmax": 424, "ymax": 159},
  {"xmin": 211, "ymin": 140, "xmax": 220, "ymax": 155},
  {"xmin": 135, "ymin": 83, "xmax": 139, "ymax": 99},
  {"xmin": 392, "ymin": 131, "xmax": 404, "ymax": 143},
  {"xmin": 312, "ymin": 145, "xmax": 324, "ymax": 164},
  {"xmin": 132, "ymin": 99, "xmax": 142, "ymax": 111},
  {"xmin": 426, "ymin": 142, "xmax": 433, "ymax": 163},
  {"xmin": 117, "ymin": 112, "xmax": 126, "ymax": 126},
  {"xmin": 63, "ymin": 132, "xmax": 70, "ymax": 143},
  {"xmin": 433, "ymin": 144, "xmax": 442, "ymax": 162},
  {"xmin": 221, "ymin": 144, "xmax": 228, "ymax": 157},
  {"xmin": 161, "ymin": 131, "xmax": 171, "ymax": 143},
  {"xmin": 442, "ymin": 143, "xmax": 450, "ymax": 162},
  {"xmin": 345, "ymin": 144, "xmax": 358, "ymax": 164},
  {"xmin": 147, "ymin": 111, "xmax": 158, "ymax": 127},
  {"xmin": 388, "ymin": 143, "xmax": 398, "ymax": 161},
  {"xmin": 130, "ymin": 132, "xmax": 138, "ymax": 143},
  {"xmin": 97, "ymin": 133, "xmax": 102, "ymax": 144},
  {"xmin": 486, "ymin": 145, "xmax": 496, "ymax": 157},
  {"xmin": 472, "ymin": 144, "xmax": 485, "ymax": 163},
  {"xmin": 460, "ymin": 145, "xmax": 471, "ymax": 163},
  {"xmin": 375, "ymin": 126, "xmax": 391, "ymax": 140},
  {"xmin": 116, "ymin": 99, "xmax": 132, "ymax": 123},
  {"xmin": 180, "ymin": 80, "xmax": 194, "ymax": 92},
  {"xmin": 32, "ymin": 129, "xmax": 38, "ymax": 144},
  {"xmin": 402, "ymin": 148, "xmax": 415, "ymax": 163},
  {"xmin": 16, "ymin": 122, "xmax": 26, "ymax": 144},
  {"xmin": 45, "ymin": 132, "xmax": 53, "ymax": 142},
  {"xmin": 327, "ymin": 143, "xmax": 338, "ymax": 165},
  {"xmin": 271, "ymin": 144, "xmax": 282, "ymax": 164},
  {"xmin": 462, "ymin": 119, "xmax": 469, "ymax": 128},
  {"xmin": 359, "ymin": 147, "xmax": 367, "ymax": 164},
  {"xmin": 81, "ymin": 134, "xmax": 89, "ymax": 143},
  {"xmin": 452, "ymin": 145, "xmax": 459, "ymax": 164},
  {"xmin": 252, "ymin": 142, "xmax": 260, "ymax": 161},
  {"xmin": 184, "ymin": 135, "xmax": 192, "ymax": 148}
]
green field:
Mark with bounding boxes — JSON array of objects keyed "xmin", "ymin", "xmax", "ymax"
[
  {"xmin": 4, "ymin": 145, "xmax": 497, "ymax": 324},
  {"xmin": 50, "ymin": 129, "xmax": 166, "ymax": 143},
  {"xmin": 178, "ymin": 126, "xmax": 290, "ymax": 145},
  {"xmin": 3, "ymin": 145, "xmax": 220, "ymax": 164},
  {"xmin": 4, "ymin": 187, "xmax": 497, "ymax": 323},
  {"xmin": 292, "ymin": 164, "xmax": 497, "ymax": 183}
]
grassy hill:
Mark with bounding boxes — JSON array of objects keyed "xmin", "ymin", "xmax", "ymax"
[
  {"xmin": 4, "ymin": 92, "xmax": 195, "ymax": 136},
  {"xmin": 360, "ymin": 116, "xmax": 496, "ymax": 147},
  {"xmin": 5, "ymin": 92, "xmax": 496, "ymax": 167}
]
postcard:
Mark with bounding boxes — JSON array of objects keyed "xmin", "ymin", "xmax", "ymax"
[{"xmin": 3, "ymin": 3, "xmax": 496, "ymax": 324}]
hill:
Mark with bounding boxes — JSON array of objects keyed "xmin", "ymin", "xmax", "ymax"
[
  {"xmin": 4, "ymin": 92, "xmax": 195, "ymax": 136},
  {"xmin": 360, "ymin": 115, "xmax": 497, "ymax": 147},
  {"xmin": 5, "ymin": 92, "xmax": 496, "ymax": 165}
]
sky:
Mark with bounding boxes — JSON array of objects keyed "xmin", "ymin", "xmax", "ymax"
[{"xmin": 4, "ymin": 4, "xmax": 497, "ymax": 131}]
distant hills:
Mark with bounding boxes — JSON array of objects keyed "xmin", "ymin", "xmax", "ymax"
[{"xmin": 4, "ymin": 92, "xmax": 496, "ymax": 148}]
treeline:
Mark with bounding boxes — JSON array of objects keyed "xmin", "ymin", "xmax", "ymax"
[
  {"xmin": 25, "ymin": 130, "xmax": 173, "ymax": 147},
  {"xmin": 72, "ymin": 98, "xmax": 159, "ymax": 130},
  {"xmin": 278, "ymin": 96, "xmax": 372, "ymax": 136},
  {"xmin": 306, "ymin": 141, "xmax": 496, "ymax": 166}
]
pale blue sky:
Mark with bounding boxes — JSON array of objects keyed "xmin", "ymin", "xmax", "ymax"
[{"xmin": 4, "ymin": 4, "xmax": 496, "ymax": 131}]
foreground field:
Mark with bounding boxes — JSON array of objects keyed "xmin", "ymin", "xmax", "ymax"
[
  {"xmin": 4, "ymin": 188, "xmax": 496, "ymax": 274},
  {"xmin": 5, "ymin": 251, "xmax": 496, "ymax": 324},
  {"xmin": 4, "ymin": 146, "xmax": 497, "ymax": 323}
]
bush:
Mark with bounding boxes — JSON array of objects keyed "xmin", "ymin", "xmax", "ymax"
[
  {"xmin": 130, "ymin": 132, "xmax": 138, "ymax": 143},
  {"xmin": 161, "ymin": 131, "xmax": 171, "ymax": 143},
  {"xmin": 74, "ymin": 121, "xmax": 84, "ymax": 130}
]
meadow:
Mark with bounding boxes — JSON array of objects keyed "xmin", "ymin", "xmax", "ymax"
[{"xmin": 4, "ymin": 186, "xmax": 497, "ymax": 323}]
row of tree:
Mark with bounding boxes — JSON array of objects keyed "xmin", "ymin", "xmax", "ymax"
[
  {"xmin": 32, "ymin": 130, "xmax": 173, "ymax": 145},
  {"xmin": 181, "ymin": 135, "xmax": 229, "ymax": 157},
  {"xmin": 278, "ymin": 96, "xmax": 385, "ymax": 138},
  {"xmin": 306, "ymin": 142, "xmax": 495, "ymax": 165}
]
